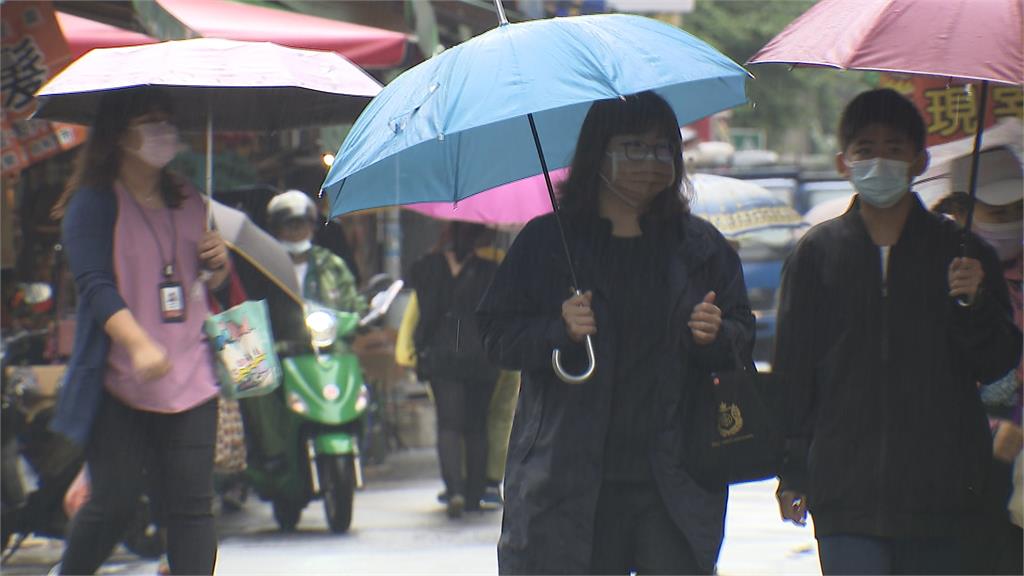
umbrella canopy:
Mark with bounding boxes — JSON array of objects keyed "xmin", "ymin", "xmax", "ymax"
[
  {"xmin": 406, "ymin": 168, "xmax": 568, "ymax": 225},
  {"xmin": 747, "ymin": 0, "xmax": 1023, "ymax": 239},
  {"xmin": 322, "ymin": 13, "xmax": 748, "ymax": 217},
  {"xmin": 209, "ymin": 200, "xmax": 300, "ymax": 304},
  {"xmin": 32, "ymin": 37, "xmax": 382, "ymax": 130},
  {"xmin": 747, "ymin": 0, "xmax": 1023, "ymax": 85},
  {"xmin": 689, "ymin": 173, "xmax": 804, "ymax": 237}
]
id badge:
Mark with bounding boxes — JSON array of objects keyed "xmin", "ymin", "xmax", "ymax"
[{"xmin": 159, "ymin": 280, "xmax": 186, "ymax": 323}]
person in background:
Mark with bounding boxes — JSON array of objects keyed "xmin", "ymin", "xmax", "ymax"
[
  {"xmin": 396, "ymin": 241, "xmax": 519, "ymax": 511},
  {"xmin": 243, "ymin": 190, "xmax": 366, "ymax": 473},
  {"xmin": 314, "ymin": 194, "xmax": 361, "ymax": 286},
  {"xmin": 50, "ymin": 88, "xmax": 227, "ymax": 575},
  {"xmin": 477, "ymin": 91, "xmax": 754, "ymax": 574},
  {"xmin": 400, "ymin": 222, "xmax": 500, "ymax": 518},
  {"xmin": 948, "ymin": 147, "xmax": 1023, "ymax": 575},
  {"xmin": 267, "ymin": 190, "xmax": 365, "ymax": 316},
  {"xmin": 774, "ymin": 89, "xmax": 1021, "ymax": 575}
]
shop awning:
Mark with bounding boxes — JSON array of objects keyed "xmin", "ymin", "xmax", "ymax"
[
  {"xmin": 154, "ymin": 0, "xmax": 408, "ymax": 68},
  {"xmin": 57, "ymin": 11, "xmax": 158, "ymax": 59}
]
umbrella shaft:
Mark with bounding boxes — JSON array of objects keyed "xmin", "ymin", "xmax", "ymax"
[
  {"xmin": 492, "ymin": 0, "xmax": 509, "ymax": 25},
  {"xmin": 961, "ymin": 80, "xmax": 990, "ymax": 243},
  {"xmin": 527, "ymin": 113, "xmax": 580, "ymax": 290}
]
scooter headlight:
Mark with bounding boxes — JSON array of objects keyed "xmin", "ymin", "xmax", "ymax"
[{"xmin": 305, "ymin": 309, "xmax": 337, "ymax": 348}]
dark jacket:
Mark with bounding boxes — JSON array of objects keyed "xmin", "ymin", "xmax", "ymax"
[
  {"xmin": 477, "ymin": 212, "xmax": 755, "ymax": 574},
  {"xmin": 774, "ymin": 195, "xmax": 1022, "ymax": 539},
  {"xmin": 51, "ymin": 187, "xmax": 126, "ymax": 446},
  {"xmin": 411, "ymin": 252, "xmax": 499, "ymax": 384}
]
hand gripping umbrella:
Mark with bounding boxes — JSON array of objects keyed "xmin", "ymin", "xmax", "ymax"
[{"xmin": 322, "ymin": 5, "xmax": 749, "ymax": 383}]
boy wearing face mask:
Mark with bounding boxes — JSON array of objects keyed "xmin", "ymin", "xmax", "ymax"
[{"xmin": 773, "ymin": 89, "xmax": 1022, "ymax": 575}]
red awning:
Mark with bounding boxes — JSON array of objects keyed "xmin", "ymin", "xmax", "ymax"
[
  {"xmin": 56, "ymin": 11, "xmax": 157, "ymax": 60},
  {"xmin": 155, "ymin": 0, "xmax": 407, "ymax": 69}
]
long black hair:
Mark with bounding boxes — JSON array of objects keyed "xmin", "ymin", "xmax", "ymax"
[
  {"xmin": 557, "ymin": 91, "xmax": 690, "ymax": 223},
  {"xmin": 52, "ymin": 88, "xmax": 184, "ymax": 219}
]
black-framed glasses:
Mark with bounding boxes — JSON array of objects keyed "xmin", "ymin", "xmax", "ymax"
[{"xmin": 615, "ymin": 141, "xmax": 675, "ymax": 162}]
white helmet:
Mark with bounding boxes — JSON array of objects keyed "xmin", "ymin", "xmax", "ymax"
[{"xmin": 267, "ymin": 190, "xmax": 317, "ymax": 229}]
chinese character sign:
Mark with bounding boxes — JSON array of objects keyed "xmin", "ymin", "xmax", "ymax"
[
  {"xmin": 880, "ymin": 74, "xmax": 1024, "ymax": 147},
  {"xmin": 0, "ymin": 1, "xmax": 86, "ymax": 175},
  {"xmin": 1, "ymin": 1, "xmax": 73, "ymax": 121}
]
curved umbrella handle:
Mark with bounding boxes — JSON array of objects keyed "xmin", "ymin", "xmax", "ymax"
[{"xmin": 552, "ymin": 334, "xmax": 596, "ymax": 384}]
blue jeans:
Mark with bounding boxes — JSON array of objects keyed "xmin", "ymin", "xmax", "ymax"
[{"xmin": 817, "ymin": 534, "xmax": 962, "ymax": 575}]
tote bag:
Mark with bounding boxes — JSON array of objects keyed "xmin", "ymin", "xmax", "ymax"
[
  {"xmin": 683, "ymin": 361, "xmax": 785, "ymax": 487},
  {"xmin": 203, "ymin": 299, "xmax": 281, "ymax": 399}
]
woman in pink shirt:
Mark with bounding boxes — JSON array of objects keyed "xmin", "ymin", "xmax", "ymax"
[{"xmin": 51, "ymin": 89, "xmax": 227, "ymax": 575}]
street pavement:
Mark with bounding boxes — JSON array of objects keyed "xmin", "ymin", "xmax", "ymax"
[{"xmin": 3, "ymin": 448, "xmax": 820, "ymax": 575}]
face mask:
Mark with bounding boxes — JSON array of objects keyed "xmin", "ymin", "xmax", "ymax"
[
  {"xmin": 124, "ymin": 121, "xmax": 180, "ymax": 168},
  {"xmin": 281, "ymin": 238, "xmax": 312, "ymax": 255},
  {"xmin": 845, "ymin": 157, "xmax": 911, "ymax": 208},
  {"xmin": 974, "ymin": 219, "xmax": 1023, "ymax": 261},
  {"xmin": 601, "ymin": 151, "xmax": 675, "ymax": 209}
]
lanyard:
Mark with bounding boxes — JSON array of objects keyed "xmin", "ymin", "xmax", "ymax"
[{"xmin": 124, "ymin": 186, "xmax": 178, "ymax": 278}]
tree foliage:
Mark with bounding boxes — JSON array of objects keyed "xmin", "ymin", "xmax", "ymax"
[{"xmin": 682, "ymin": 0, "xmax": 874, "ymax": 153}]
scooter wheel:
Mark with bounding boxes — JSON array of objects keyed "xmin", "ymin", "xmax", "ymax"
[{"xmin": 318, "ymin": 455, "xmax": 355, "ymax": 534}]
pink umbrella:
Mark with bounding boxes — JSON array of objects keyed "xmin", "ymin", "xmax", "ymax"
[
  {"xmin": 407, "ymin": 168, "xmax": 567, "ymax": 224},
  {"xmin": 748, "ymin": 0, "xmax": 1022, "ymax": 237},
  {"xmin": 748, "ymin": 0, "xmax": 1022, "ymax": 85}
]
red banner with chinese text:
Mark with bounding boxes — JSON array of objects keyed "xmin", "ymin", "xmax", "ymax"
[
  {"xmin": 1, "ymin": 1, "xmax": 87, "ymax": 175},
  {"xmin": 879, "ymin": 74, "xmax": 1023, "ymax": 147}
]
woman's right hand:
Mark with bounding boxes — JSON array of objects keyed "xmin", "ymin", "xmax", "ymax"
[
  {"xmin": 130, "ymin": 339, "xmax": 171, "ymax": 382},
  {"xmin": 561, "ymin": 290, "xmax": 596, "ymax": 343}
]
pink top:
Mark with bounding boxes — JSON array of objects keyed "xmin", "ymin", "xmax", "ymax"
[{"xmin": 104, "ymin": 183, "xmax": 219, "ymax": 412}]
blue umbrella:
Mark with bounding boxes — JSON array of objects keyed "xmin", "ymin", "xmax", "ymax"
[{"xmin": 322, "ymin": 9, "xmax": 749, "ymax": 382}]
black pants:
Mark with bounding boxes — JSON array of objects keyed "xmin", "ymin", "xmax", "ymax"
[
  {"xmin": 60, "ymin": 393, "xmax": 218, "ymax": 575},
  {"xmin": 817, "ymin": 534, "xmax": 962, "ymax": 575},
  {"xmin": 431, "ymin": 377, "xmax": 495, "ymax": 506},
  {"xmin": 589, "ymin": 480, "xmax": 705, "ymax": 575}
]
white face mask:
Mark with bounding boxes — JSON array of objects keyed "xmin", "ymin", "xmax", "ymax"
[
  {"xmin": 281, "ymin": 238, "xmax": 312, "ymax": 255},
  {"xmin": 124, "ymin": 121, "xmax": 180, "ymax": 168},
  {"xmin": 600, "ymin": 150, "xmax": 676, "ymax": 210},
  {"xmin": 846, "ymin": 157, "xmax": 911, "ymax": 208},
  {"xmin": 974, "ymin": 219, "xmax": 1023, "ymax": 262}
]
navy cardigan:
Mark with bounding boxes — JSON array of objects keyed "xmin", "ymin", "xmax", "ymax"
[{"xmin": 51, "ymin": 186, "xmax": 126, "ymax": 446}]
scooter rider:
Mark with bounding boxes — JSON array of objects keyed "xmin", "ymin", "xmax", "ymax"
[
  {"xmin": 244, "ymin": 191, "xmax": 366, "ymax": 473},
  {"xmin": 268, "ymin": 190, "xmax": 366, "ymax": 317}
]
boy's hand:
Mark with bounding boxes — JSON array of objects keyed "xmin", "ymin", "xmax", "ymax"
[
  {"xmin": 948, "ymin": 257, "xmax": 983, "ymax": 302},
  {"xmin": 689, "ymin": 291, "xmax": 721, "ymax": 346},
  {"xmin": 994, "ymin": 421, "xmax": 1024, "ymax": 463},
  {"xmin": 776, "ymin": 488, "xmax": 808, "ymax": 526},
  {"xmin": 562, "ymin": 290, "xmax": 596, "ymax": 343}
]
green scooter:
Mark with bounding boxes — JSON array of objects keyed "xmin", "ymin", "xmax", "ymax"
[{"xmin": 245, "ymin": 280, "xmax": 403, "ymax": 533}]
